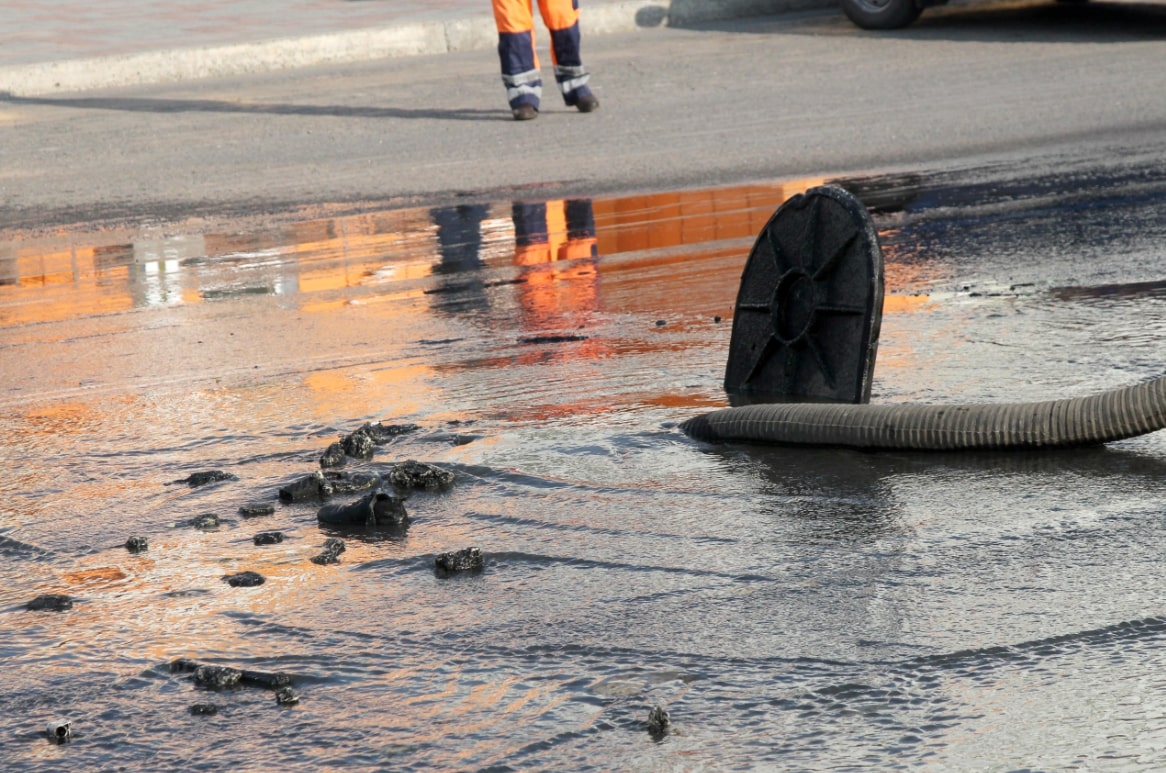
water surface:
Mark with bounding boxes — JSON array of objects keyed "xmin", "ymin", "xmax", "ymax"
[{"xmin": 2, "ymin": 157, "xmax": 1166, "ymax": 770}]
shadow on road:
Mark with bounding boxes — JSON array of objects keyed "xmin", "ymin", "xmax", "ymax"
[{"xmin": 0, "ymin": 93, "xmax": 507, "ymax": 122}]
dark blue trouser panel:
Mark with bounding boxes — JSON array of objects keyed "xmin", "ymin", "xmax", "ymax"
[
  {"xmin": 497, "ymin": 20, "xmax": 590, "ymax": 108},
  {"xmin": 498, "ymin": 31, "xmax": 542, "ymax": 109},
  {"xmin": 549, "ymin": 23, "xmax": 582, "ymax": 68},
  {"xmin": 497, "ymin": 30, "xmax": 536, "ymax": 76}
]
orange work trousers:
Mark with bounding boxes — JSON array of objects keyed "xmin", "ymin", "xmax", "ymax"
[{"xmin": 492, "ymin": 0, "xmax": 590, "ymax": 109}]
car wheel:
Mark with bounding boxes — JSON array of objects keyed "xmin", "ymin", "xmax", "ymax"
[{"xmin": 840, "ymin": 0, "xmax": 922, "ymax": 29}]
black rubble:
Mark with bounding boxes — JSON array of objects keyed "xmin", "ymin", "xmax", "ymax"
[
  {"xmin": 323, "ymin": 470, "xmax": 381, "ymax": 495},
  {"xmin": 194, "ymin": 665, "xmax": 243, "ymax": 690},
  {"xmin": 190, "ymin": 513, "xmax": 220, "ymax": 529},
  {"xmin": 435, "ymin": 547, "xmax": 483, "ymax": 576},
  {"xmin": 238, "ymin": 502, "xmax": 275, "ymax": 518},
  {"xmin": 310, "ymin": 538, "xmax": 346, "ymax": 565},
  {"xmin": 172, "ymin": 470, "xmax": 238, "ymax": 487},
  {"xmin": 26, "ymin": 594, "xmax": 74, "ymax": 611},
  {"xmin": 316, "ymin": 489, "xmax": 408, "ymax": 527},
  {"xmin": 389, "ymin": 460, "xmax": 455, "ymax": 491},
  {"xmin": 222, "ymin": 571, "xmax": 266, "ymax": 587},
  {"xmin": 279, "ymin": 471, "xmax": 333, "ymax": 503}
]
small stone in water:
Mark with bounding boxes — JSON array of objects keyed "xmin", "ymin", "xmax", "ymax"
[
  {"xmin": 279, "ymin": 471, "xmax": 333, "ymax": 503},
  {"xmin": 389, "ymin": 460, "xmax": 455, "ymax": 491},
  {"xmin": 647, "ymin": 705, "xmax": 671, "ymax": 737},
  {"xmin": 340, "ymin": 429, "xmax": 376, "ymax": 461},
  {"xmin": 26, "ymin": 594, "xmax": 73, "ymax": 612},
  {"xmin": 193, "ymin": 665, "xmax": 243, "ymax": 690},
  {"xmin": 275, "ymin": 686, "xmax": 300, "ymax": 706},
  {"xmin": 320, "ymin": 441, "xmax": 347, "ymax": 469},
  {"xmin": 222, "ymin": 571, "xmax": 265, "ymax": 587},
  {"xmin": 174, "ymin": 470, "xmax": 238, "ymax": 487},
  {"xmin": 190, "ymin": 513, "xmax": 220, "ymax": 529},
  {"xmin": 435, "ymin": 547, "xmax": 483, "ymax": 575},
  {"xmin": 238, "ymin": 502, "xmax": 275, "ymax": 518},
  {"xmin": 310, "ymin": 538, "xmax": 346, "ymax": 565}
]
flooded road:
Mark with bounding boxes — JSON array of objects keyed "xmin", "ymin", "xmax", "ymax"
[{"xmin": 3, "ymin": 152, "xmax": 1166, "ymax": 770}]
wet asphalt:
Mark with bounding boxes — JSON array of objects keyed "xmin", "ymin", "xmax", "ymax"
[
  {"xmin": 2, "ymin": 0, "xmax": 1166, "ymax": 231},
  {"xmin": 3, "ymin": 2, "xmax": 1166, "ymax": 769}
]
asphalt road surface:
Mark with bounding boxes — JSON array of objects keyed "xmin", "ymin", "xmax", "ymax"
[{"xmin": 2, "ymin": 0, "xmax": 1165, "ymax": 230}]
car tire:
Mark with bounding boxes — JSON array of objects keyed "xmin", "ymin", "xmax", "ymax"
[{"xmin": 840, "ymin": 0, "xmax": 923, "ymax": 29}]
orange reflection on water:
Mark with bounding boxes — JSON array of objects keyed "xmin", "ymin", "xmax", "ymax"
[
  {"xmin": 303, "ymin": 360, "xmax": 436, "ymax": 424},
  {"xmin": 293, "ymin": 207, "xmax": 438, "ymax": 295},
  {"xmin": 1, "ymin": 243, "xmax": 135, "ymax": 326},
  {"xmin": 882, "ymin": 250, "xmax": 939, "ymax": 314},
  {"xmin": 592, "ymin": 177, "xmax": 824, "ymax": 255},
  {"xmin": 1, "ymin": 178, "xmax": 831, "ymax": 333}
]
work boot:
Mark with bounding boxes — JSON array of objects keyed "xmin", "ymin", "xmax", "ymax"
[
  {"xmin": 512, "ymin": 103, "xmax": 538, "ymax": 121},
  {"xmin": 565, "ymin": 85, "xmax": 599, "ymax": 113},
  {"xmin": 573, "ymin": 93, "xmax": 599, "ymax": 113}
]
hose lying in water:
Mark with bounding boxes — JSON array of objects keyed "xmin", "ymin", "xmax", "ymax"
[{"xmin": 681, "ymin": 375, "xmax": 1166, "ymax": 450}]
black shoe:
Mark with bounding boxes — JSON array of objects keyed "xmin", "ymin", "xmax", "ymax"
[
  {"xmin": 512, "ymin": 104, "xmax": 538, "ymax": 121},
  {"xmin": 574, "ymin": 94, "xmax": 599, "ymax": 113}
]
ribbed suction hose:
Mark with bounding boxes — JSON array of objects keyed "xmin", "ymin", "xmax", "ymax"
[{"xmin": 681, "ymin": 375, "xmax": 1166, "ymax": 450}]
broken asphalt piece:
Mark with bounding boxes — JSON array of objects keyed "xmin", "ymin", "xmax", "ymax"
[
  {"xmin": 189, "ymin": 513, "xmax": 220, "ymax": 530},
  {"xmin": 340, "ymin": 430, "xmax": 375, "ymax": 461},
  {"xmin": 275, "ymin": 687, "xmax": 300, "ymax": 706},
  {"xmin": 321, "ymin": 422, "xmax": 418, "ymax": 468},
  {"xmin": 238, "ymin": 502, "xmax": 275, "ymax": 518},
  {"xmin": 278, "ymin": 471, "xmax": 333, "ymax": 503},
  {"xmin": 170, "ymin": 470, "xmax": 238, "ymax": 487},
  {"xmin": 316, "ymin": 489, "xmax": 408, "ymax": 527},
  {"xmin": 252, "ymin": 531, "xmax": 284, "ymax": 546},
  {"xmin": 647, "ymin": 705, "xmax": 671, "ymax": 738},
  {"xmin": 320, "ymin": 441, "xmax": 347, "ymax": 469},
  {"xmin": 323, "ymin": 470, "xmax": 381, "ymax": 495},
  {"xmin": 310, "ymin": 538, "xmax": 346, "ymax": 565},
  {"xmin": 125, "ymin": 535, "xmax": 148, "ymax": 553},
  {"xmin": 222, "ymin": 571, "xmax": 265, "ymax": 587},
  {"xmin": 26, "ymin": 594, "xmax": 73, "ymax": 612},
  {"xmin": 359, "ymin": 422, "xmax": 419, "ymax": 444},
  {"xmin": 389, "ymin": 460, "xmax": 455, "ymax": 492},
  {"xmin": 193, "ymin": 665, "xmax": 243, "ymax": 690},
  {"xmin": 171, "ymin": 659, "xmax": 292, "ymax": 692},
  {"xmin": 435, "ymin": 547, "xmax": 483, "ymax": 576}
]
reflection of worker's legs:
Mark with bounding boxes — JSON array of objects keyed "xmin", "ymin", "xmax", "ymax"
[
  {"xmin": 492, "ymin": 0, "xmax": 598, "ymax": 120},
  {"xmin": 432, "ymin": 204, "xmax": 490, "ymax": 272},
  {"xmin": 513, "ymin": 202, "xmax": 551, "ymax": 265},
  {"xmin": 560, "ymin": 199, "xmax": 598, "ymax": 261}
]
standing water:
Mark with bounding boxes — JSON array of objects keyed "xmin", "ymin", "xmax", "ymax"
[{"xmin": 2, "ymin": 155, "xmax": 1166, "ymax": 770}]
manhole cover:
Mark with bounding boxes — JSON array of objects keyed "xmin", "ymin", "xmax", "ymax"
[{"xmin": 723, "ymin": 185, "xmax": 884, "ymax": 403}]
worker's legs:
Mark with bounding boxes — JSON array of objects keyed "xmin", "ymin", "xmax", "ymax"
[
  {"xmin": 536, "ymin": 0, "xmax": 597, "ymax": 109},
  {"xmin": 493, "ymin": 0, "xmax": 542, "ymax": 114}
]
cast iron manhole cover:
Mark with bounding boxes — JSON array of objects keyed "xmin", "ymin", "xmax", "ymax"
[{"xmin": 723, "ymin": 185, "xmax": 884, "ymax": 403}]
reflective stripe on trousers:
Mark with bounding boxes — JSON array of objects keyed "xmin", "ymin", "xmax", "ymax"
[{"xmin": 493, "ymin": 0, "xmax": 589, "ymax": 107}]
